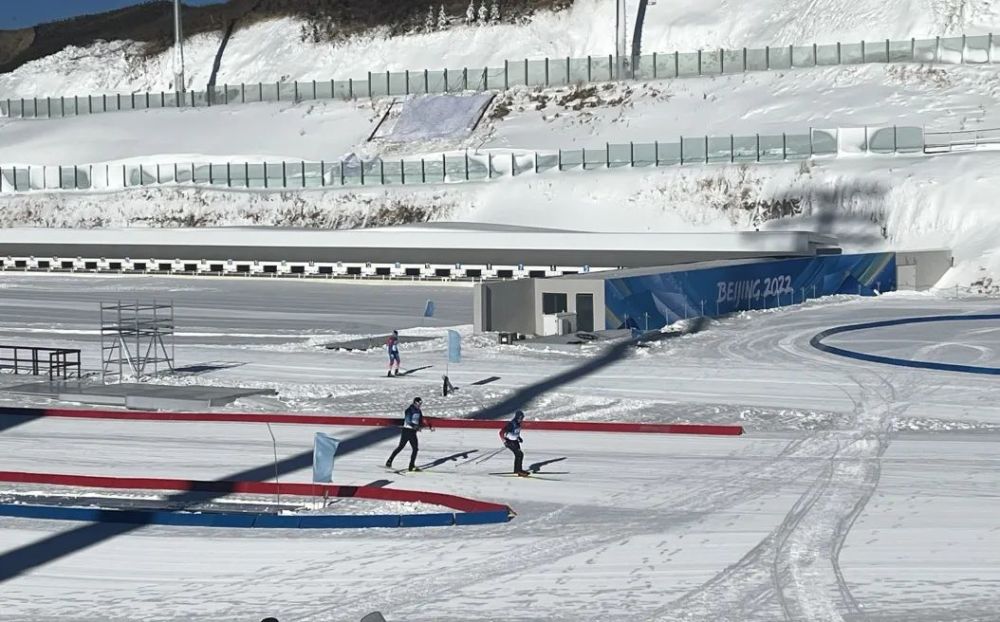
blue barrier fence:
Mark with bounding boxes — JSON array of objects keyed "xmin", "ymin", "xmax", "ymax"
[
  {"xmin": 810, "ymin": 314, "xmax": 1000, "ymax": 375},
  {"xmin": 0, "ymin": 503, "xmax": 512, "ymax": 529},
  {"xmin": 605, "ymin": 252, "xmax": 897, "ymax": 330}
]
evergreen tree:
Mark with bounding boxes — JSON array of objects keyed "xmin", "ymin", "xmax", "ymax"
[
  {"xmin": 478, "ymin": 0, "xmax": 488, "ymax": 23},
  {"xmin": 466, "ymin": 0, "xmax": 476, "ymax": 23},
  {"xmin": 489, "ymin": 0, "xmax": 501, "ymax": 23},
  {"xmin": 424, "ymin": 4, "xmax": 436, "ymax": 31},
  {"xmin": 437, "ymin": 4, "xmax": 448, "ymax": 30}
]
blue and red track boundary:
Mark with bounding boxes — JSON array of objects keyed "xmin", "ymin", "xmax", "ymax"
[
  {"xmin": 0, "ymin": 407, "xmax": 743, "ymax": 529},
  {"xmin": 810, "ymin": 313, "xmax": 1000, "ymax": 375}
]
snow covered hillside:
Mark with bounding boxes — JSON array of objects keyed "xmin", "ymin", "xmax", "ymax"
[{"xmin": 0, "ymin": 0, "xmax": 997, "ymax": 98}]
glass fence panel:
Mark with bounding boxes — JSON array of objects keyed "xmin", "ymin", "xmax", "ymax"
[
  {"xmin": 706, "ymin": 136, "xmax": 733, "ymax": 163},
  {"xmin": 676, "ymin": 52, "xmax": 701, "ymax": 76},
  {"xmin": 631, "ymin": 142, "xmax": 658, "ymax": 166},
  {"xmin": 655, "ymin": 141, "xmax": 681, "ymax": 165},
  {"xmin": 939, "ymin": 36, "xmax": 965, "ymax": 63},
  {"xmin": 769, "ymin": 46, "xmax": 792, "ymax": 69},
  {"xmin": 840, "ymin": 42, "xmax": 864, "ymax": 63},
  {"xmin": 681, "ymin": 136, "xmax": 707, "ymax": 163},
  {"xmin": 964, "ymin": 35, "xmax": 991, "ymax": 63},
  {"xmin": 607, "ymin": 143, "xmax": 632, "ymax": 167},
  {"xmin": 815, "ymin": 43, "xmax": 840, "ymax": 65},
  {"xmin": 745, "ymin": 47, "xmax": 769, "ymax": 71},
  {"xmin": 865, "ymin": 40, "xmax": 890, "ymax": 63},
  {"xmin": 758, "ymin": 134, "xmax": 785, "ymax": 161},
  {"xmin": 792, "ymin": 45, "xmax": 816, "ymax": 67},
  {"xmin": 732, "ymin": 136, "xmax": 758, "ymax": 162},
  {"xmin": 701, "ymin": 49, "xmax": 723, "ymax": 74},
  {"xmin": 722, "ymin": 49, "xmax": 745, "ymax": 73},
  {"xmin": 785, "ymin": 134, "xmax": 813, "ymax": 159}
]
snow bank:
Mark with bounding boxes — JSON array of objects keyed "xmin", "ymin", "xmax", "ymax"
[
  {"xmin": 3, "ymin": 151, "xmax": 1000, "ymax": 285},
  {"xmin": 1, "ymin": 0, "xmax": 997, "ymax": 99}
]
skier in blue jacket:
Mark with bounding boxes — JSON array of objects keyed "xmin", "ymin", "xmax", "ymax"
[
  {"xmin": 500, "ymin": 410, "xmax": 529, "ymax": 476},
  {"xmin": 386, "ymin": 330, "xmax": 401, "ymax": 377},
  {"xmin": 386, "ymin": 397, "xmax": 430, "ymax": 471}
]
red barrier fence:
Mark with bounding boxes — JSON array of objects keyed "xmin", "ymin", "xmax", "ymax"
[
  {"xmin": 4, "ymin": 406, "xmax": 744, "ymax": 436},
  {"xmin": 0, "ymin": 470, "xmax": 509, "ymax": 514}
]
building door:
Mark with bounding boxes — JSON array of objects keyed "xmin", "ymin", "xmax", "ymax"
[{"xmin": 576, "ymin": 293, "xmax": 594, "ymax": 332}]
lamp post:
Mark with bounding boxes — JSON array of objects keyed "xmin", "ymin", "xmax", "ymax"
[
  {"xmin": 615, "ymin": 0, "xmax": 627, "ymax": 80},
  {"xmin": 173, "ymin": 0, "xmax": 186, "ymax": 92}
]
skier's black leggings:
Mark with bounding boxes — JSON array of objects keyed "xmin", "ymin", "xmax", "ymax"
[
  {"xmin": 504, "ymin": 439, "xmax": 524, "ymax": 473},
  {"xmin": 389, "ymin": 428, "xmax": 419, "ymax": 467}
]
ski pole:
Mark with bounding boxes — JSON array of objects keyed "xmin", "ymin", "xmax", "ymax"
[{"xmin": 471, "ymin": 447, "xmax": 505, "ymax": 465}]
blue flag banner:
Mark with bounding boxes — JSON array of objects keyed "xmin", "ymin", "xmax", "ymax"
[
  {"xmin": 447, "ymin": 329, "xmax": 461, "ymax": 364},
  {"xmin": 424, "ymin": 300, "xmax": 435, "ymax": 317},
  {"xmin": 312, "ymin": 433, "xmax": 341, "ymax": 483}
]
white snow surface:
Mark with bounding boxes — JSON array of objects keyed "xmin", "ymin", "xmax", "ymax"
[
  {"xmin": 1, "ymin": 0, "xmax": 999, "ymax": 98},
  {"xmin": 0, "ymin": 275, "xmax": 999, "ymax": 620}
]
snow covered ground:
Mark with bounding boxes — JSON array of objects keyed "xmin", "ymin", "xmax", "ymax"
[
  {"xmin": 0, "ymin": 274, "xmax": 998, "ymax": 621},
  {"xmin": 1, "ymin": 0, "xmax": 998, "ymax": 98}
]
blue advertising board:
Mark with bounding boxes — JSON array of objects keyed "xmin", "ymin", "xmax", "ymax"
[{"xmin": 605, "ymin": 252, "xmax": 896, "ymax": 330}]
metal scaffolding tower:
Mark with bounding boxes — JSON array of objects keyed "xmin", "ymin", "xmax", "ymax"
[{"xmin": 101, "ymin": 300, "xmax": 176, "ymax": 382}]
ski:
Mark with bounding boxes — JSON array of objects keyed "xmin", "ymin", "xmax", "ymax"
[{"xmin": 487, "ymin": 472, "xmax": 561, "ymax": 481}]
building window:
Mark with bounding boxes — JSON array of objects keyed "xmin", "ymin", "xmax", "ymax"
[{"xmin": 542, "ymin": 292, "xmax": 568, "ymax": 314}]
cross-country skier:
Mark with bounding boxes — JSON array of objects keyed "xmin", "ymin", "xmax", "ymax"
[
  {"xmin": 386, "ymin": 330, "xmax": 401, "ymax": 377},
  {"xmin": 385, "ymin": 397, "xmax": 430, "ymax": 471},
  {"xmin": 500, "ymin": 410, "xmax": 529, "ymax": 477}
]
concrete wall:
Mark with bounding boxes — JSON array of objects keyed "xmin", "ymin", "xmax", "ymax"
[
  {"xmin": 473, "ymin": 279, "xmax": 536, "ymax": 334},
  {"xmin": 896, "ymin": 250, "xmax": 953, "ymax": 290}
]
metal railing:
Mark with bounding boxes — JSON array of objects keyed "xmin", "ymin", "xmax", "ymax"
[
  {"xmin": 0, "ymin": 126, "xmax": 925, "ymax": 193},
  {"xmin": 0, "ymin": 345, "xmax": 82, "ymax": 380},
  {"xmin": 923, "ymin": 127, "xmax": 1000, "ymax": 152},
  {"xmin": 0, "ymin": 34, "xmax": 996, "ymax": 120}
]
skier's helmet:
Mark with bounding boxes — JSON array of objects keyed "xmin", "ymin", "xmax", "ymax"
[
  {"xmin": 393, "ymin": 330, "xmax": 399, "ymax": 336},
  {"xmin": 414, "ymin": 396, "xmax": 422, "ymax": 404},
  {"xmin": 514, "ymin": 410, "xmax": 524, "ymax": 421}
]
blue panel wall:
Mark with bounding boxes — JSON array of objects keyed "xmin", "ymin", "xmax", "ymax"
[{"xmin": 605, "ymin": 252, "xmax": 896, "ymax": 330}]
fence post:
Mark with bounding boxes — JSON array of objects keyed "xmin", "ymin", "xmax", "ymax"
[
  {"xmin": 679, "ymin": 135, "xmax": 684, "ymax": 164},
  {"xmin": 809, "ymin": 127, "xmax": 814, "ymax": 155},
  {"xmin": 654, "ymin": 141, "xmax": 659, "ymax": 165},
  {"xmin": 442, "ymin": 153, "xmax": 447, "ymax": 181},
  {"xmin": 813, "ymin": 43, "xmax": 818, "ymax": 65},
  {"xmin": 444, "ymin": 68, "xmax": 449, "ymax": 91},
  {"xmin": 609, "ymin": 54, "xmax": 614, "ymax": 80},
  {"xmin": 989, "ymin": 33, "xmax": 994, "ymax": 63},
  {"xmin": 719, "ymin": 48, "xmax": 724, "ymax": 73},
  {"xmin": 704, "ymin": 135, "xmax": 709, "ymax": 163},
  {"xmin": 483, "ymin": 67, "xmax": 488, "ymax": 91},
  {"xmin": 11, "ymin": 165, "xmax": 16, "ymax": 191},
  {"xmin": 360, "ymin": 159, "xmax": 366, "ymax": 185},
  {"xmin": 462, "ymin": 67, "xmax": 468, "ymax": 90},
  {"xmin": 386, "ymin": 71, "xmax": 391, "ymax": 95},
  {"xmin": 756, "ymin": 134, "xmax": 760, "ymax": 162},
  {"xmin": 674, "ymin": 51, "xmax": 679, "ymax": 77},
  {"xmin": 424, "ymin": 69, "xmax": 429, "ymax": 93},
  {"xmin": 367, "ymin": 72, "xmax": 372, "ymax": 97},
  {"xmin": 263, "ymin": 162, "xmax": 268, "ymax": 189},
  {"xmin": 400, "ymin": 159, "xmax": 405, "ymax": 184},
  {"xmin": 587, "ymin": 55, "xmax": 592, "ymax": 81},
  {"xmin": 730, "ymin": 135, "xmax": 735, "ymax": 163},
  {"xmin": 102, "ymin": 94, "xmax": 107, "ymax": 112},
  {"xmin": 405, "ymin": 70, "xmax": 410, "ymax": 94},
  {"xmin": 765, "ymin": 46, "xmax": 770, "ymax": 69},
  {"xmin": 558, "ymin": 149, "xmax": 562, "ymax": 171},
  {"xmin": 789, "ymin": 44, "xmax": 793, "ymax": 66},
  {"xmin": 464, "ymin": 151, "xmax": 469, "ymax": 180},
  {"xmin": 60, "ymin": 96, "xmax": 65, "ymax": 117},
  {"xmin": 525, "ymin": 58, "xmax": 530, "ymax": 84},
  {"xmin": 504, "ymin": 60, "xmax": 509, "ymax": 89},
  {"xmin": 605, "ymin": 143, "xmax": 610, "ymax": 168},
  {"xmin": 782, "ymin": 133, "xmax": 787, "ymax": 160},
  {"xmin": 74, "ymin": 164, "xmax": 79, "ymax": 188},
  {"xmin": 122, "ymin": 164, "xmax": 127, "ymax": 187},
  {"xmin": 861, "ymin": 40, "xmax": 866, "ymax": 63},
  {"xmin": 885, "ymin": 39, "xmax": 890, "ymax": 62},
  {"xmin": 510, "ymin": 152, "xmax": 515, "ymax": 176},
  {"xmin": 57, "ymin": 165, "xmax": 62, "ymax": 189},
  {"xmin": 566, "ymin": 56, "xmax": 570, "ymax": 84},
  {"xmin": 652, "ymin": 52, "xmax": 657, "ymax": 79},
  {"xmin": 935, "ymin": 36, "xmax": 941, "ymax": 61},
  {"xmin": 420, "ymin": 158, "xmax": 425, "ymax": 183},
  {"xmin": 341, "ymin": 160, "xmax": 346, "ymax": 185},
  {"xmin": 487, "ymin": 153, "xmax": 492, "ymax": 179},
  {"xmin": 630, "ymin": 141, "xmax": 634, "ymax": 166},
  {"xmin": 139, "ymin": 164, "xmax": 144, "ymax": 186},
  {"xmin": 544, "ymin": 57, "xmax": 549, "ymax": 86},
  {"xmin": 349, "ymin": 78, "xmax": 354, "ymax": 99},
  {"xmin": 837, "ymin": 42, "xmax": 842, "ymax": 64},
  {"xmin": 961, "ymin": 34, "xmax": 967, "ymax": 63},
  {"xmin": 697, "ymin": 49, "xmax": 702, "ymax": 74},
  {"xmin": 534, "ymin": 151, "xmax": 539, "ymax": 174},
  {"xmin": 743, "ymin": 47, "xmax": 748, "ymax": 71}
]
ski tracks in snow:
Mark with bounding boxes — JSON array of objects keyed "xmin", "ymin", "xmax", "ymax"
[{"xmin": 656, "ymin": 373, "xmax": 905, "ymax": 622}]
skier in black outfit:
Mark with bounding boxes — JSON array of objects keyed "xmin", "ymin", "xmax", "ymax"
[
  {"xmin": 385, "ymin": 397, "xmax": 429, "ymax": 471},
  {"xmin": 500, "ymin": 410, "xmax": 529, "ymax": 477}
]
